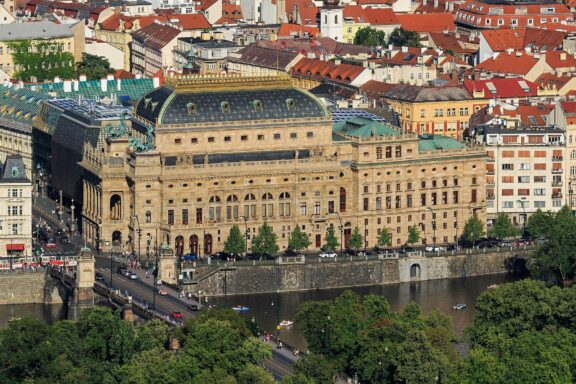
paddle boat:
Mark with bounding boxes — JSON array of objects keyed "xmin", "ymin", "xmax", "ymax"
[
  {"xmin": 453, "ymin": 303, "xmax": 467, "ymax": 310},
  {"xmin": 232, "ymin": 305, "xmax": 249, "ymax": 312},
  {"xmin": 279, "ymin": 320, "xmax": 293, "ymax": 327}
]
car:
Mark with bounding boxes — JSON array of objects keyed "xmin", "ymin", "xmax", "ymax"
[
  {"xmin": 319, "ymin": 251, "xmax": 337, "ymax": 258},
  {"xmin": 122, "ymin": 270, "xmax": 132, "ymax": 278},
  {"xmin": 447, "ymin": 244, "xmax": 462, "ymax": 251},
  {"xmin": 182, "ymin": 253, "xmax": 198, "ymax": 261},
  {"xmin": 211, "ymin": 252, "xmax": 230, "ymax": 261},
  {"xmin": 45, "ymin": 239, "xmax": 57, "ymax": 249},
  {"xmin": 187, "ymin": 304, "xmax": 198, "ymax": 311},
  {"xmin": 425, "ymin": 245, "xmax": 446, "ymax": 252},
  {"xmin": 55, "ymin": 228, "xmax": 64, "ymax": 237},
  {"xmin": 128, "ymin": 272, "xmax": 138, "ymax": 280},
  {"xmin": 380, "ymin": 248, "xmax": 395, "ymax": 254},
  {"xmin": 399, "ymin": 246, "xmax": 415, "ymax": 254},
  {"xmin": 171, "ymin": 311, "xmax": 183, "ymax": 319},
  {"xmin": 158, "ymin": 289, "xmax": 168, "ymax": 296},
  {"xmin": 60, "ymin": 236, "xmax": 70, "ymax": 244},
  {"xmin": 116, "ymin": 265, "xmax": 127, "ymax": 274},
  {"xmin": 498, "ymin": 240, "xmax": 514, "ymax": 248},
  {"xmin": 95, "ymin": 272, "xmax": 104, "ymax": 281},
  {"xmin": 283, "ymin": 249, "xmax": 298, "ymax": 257},
  {"xmin": 476, "ymin": 238, "xmax": 498, "ymax": 248}
]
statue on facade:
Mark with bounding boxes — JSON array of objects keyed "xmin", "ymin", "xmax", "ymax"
[
  {"xmin": 127, "ymin": 122, "xmax": 155, "ymax": 152},
  {"xmin": 104, "ymin": 111, "xmax": 129, "ymax": 139}
]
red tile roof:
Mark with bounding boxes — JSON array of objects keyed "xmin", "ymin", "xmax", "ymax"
[
  {"xmin": 428, "ymin": 31, "xmax": 475, "ymax": 54},
  {"xmin": 396, "ymin": 13, "xmax": 455, "ymax": 33},
  {"xmin": 536, "ymin": 73, "xmax": 571, "ymax": 90},
  {"xmin": 169, "ymin": 13, "xmax": 211, "ymax": 29},
  {"xmin": 342, "ymin": 5, "xmax": 367, "ymax": 23},
  {"xmin": 360, "ymin": 80, "xmax": 398, "ymax": 100},
  {"xmin": 292, "ymin": 57, "xmax": 365, "ymax": 83},
  {"xmin": 475, "ymin": 52, "xmax": 539, "ymax": 76},
  {"xmin": 481, "ymin": 28, "xmax": 566, "ymax": 52},
  {"xmin": 491, "ymin": 103, "xmax": 553, "ymax": 126},
  {"xmin": 131, "ymin": 22, "xmax": 181, "ymax": 50},
  {"xmin": 463, "ymin": 78, "xmax": 538, "ymax": 98},
  {"xmin": 561, "ymin": 101, "xmax": 576, "ymax": 114},
  {"xmin": 364, "ymin": 8, "xmax": 399, "ymax": 26},
  {"xmin": 278, "ymin": 23, "xmax": 320, "ymax": 38},
  {"xmin": 545, "ymin": 50, "xmax": 576, "ymax": 69},
  {"xmin": 222, "ymin": 1, "xmax": 243, "ymax": 20},
  {"xmin": 114, "ymin": 69, "xmax": 136, "ymax": 80},
  {"xmin": 297, "ymin": 4, "xmax": 319, "ymax": 26}
]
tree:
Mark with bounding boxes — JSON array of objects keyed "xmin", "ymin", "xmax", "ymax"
[
  {"xmin": 354, "ymin": 27, "xmax": 386, "ymax": 47},
  {"xmin": 288, "ymin": 226, "xmax": 311, "ymax": 252},
  {"xmin": 251, "ymin": 222, "xmax": 279, "ymax": 257},
  {"xmin": 489, "ymin": 213, "xmax": 518, "ymax": 240},
  {"xmin": 224, "ymin": 224, "xmax": 246, "ymax": 256},
  {"xmin": 526, "ymin": 209, "xmax": 553, "ymax": 239},
  {"xmin": 462, "ymin": 214, "xmax": 484, "ymax": 247},
  {"xmin": 323, "ymin": 225, "xmax": 339, "ymax": 252},
  {"xmin": 407, "ymin": 225, "xmax": 420, "ymax": 245},
  {"xmin": 387, "ymin": 27, "xmax": 421, "ymax": 48},
  {"xmin": 349, "ymin": 226, "xmax": 363, "ymax": 255},
  {"xmin": 377, "ymin": 227, "xmax": 392, "ymax": 248},
  {"xmin": 75, "ymin": 53, "xmax": 113, "ymax": 81}
]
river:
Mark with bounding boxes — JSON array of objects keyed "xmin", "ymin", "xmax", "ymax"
[{"xmin": 0, "ymin": 273, "xmax": 523, "ymax": 351}]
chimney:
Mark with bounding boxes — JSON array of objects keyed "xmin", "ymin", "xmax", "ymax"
[
  {"xmin": 53, "ymin": 76, "xmax": 61, "ymax": 83},
  {"xmin": 136, "ymin": 73, "xmax": 142, "ymax": 79},
  {"xmin": 388, "ymin": 44, "xmax": 393, "ymax": 50},
  {"xmin": 73, "ymin": 79, "xmax": 79, "ymax": 91},
  {"xmin": 79, "ymin": 74, "xmax": 87, "ymax": 82},
  {"xmin": 63, "ymin": 80, "xmax": 71, "ymax": 93},
  {"xmin": 107, "ymin": 73, "xmax": 114, "ymax": 81},
  {"xmin": 515, "ymin": 51, "xmax": 522, "ymax": 56},
  {"xmin": 101, "ymin": 78, "xmax": 108, "ymax": 92},
  {"xmin": 117, "ymin": 78, "xmax": 122, "ymax": 91},
  {"xmin": 401, "ymin": 46, "xmax": 408, "ymax": 53},
  {"xmin": 506, "ymin": 48, "xmax": 513, "ymax": 55},
  {"xmin": 307, "ymin": 52, "xmax": 315, "ymax": 59},
  {"xmin": 560, "ymin": 52, "xmax": 567, "ymax": 61},
  {"xmin": 153, "ymin": 76, "xmax": 160, "ymax": 88},
  {"xmin": 334, "ymin": 59, "xmax": 341, "ymax": 65}
]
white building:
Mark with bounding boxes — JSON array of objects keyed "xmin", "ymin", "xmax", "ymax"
[
  {"xmin": 320, "ymin": 2, "xmax": 343, "ymax": 41},
  {"xmin": 483, "ymin": 126, "xmax": 566, "ymax": 226},
  {"xmin": 0, "ymin": 155, "xmax": 32, "ymax": 259}
]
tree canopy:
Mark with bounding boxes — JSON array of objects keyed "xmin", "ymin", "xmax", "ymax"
[
  {"xmin": 224, "ymin": 224, "xmax": 246, "ymax": 256},
  {"xmin": 387, "ymin": 27, "xmax": 422, "ymax": 48},
  {"xmin": 76, "ymin": 53, "xmax": 113, "ymax": 81},
  {"xmin": 377, "ymin": 227, "xmax": 392, "ymax": 248},
  {"xmin": 354, "ymin": 27, "xmax": 386, "ymax": 47},
  {"xmin": 0, "ymin": 306, "xmax": 274, "ymax": 384},
  {"xmin": 349, "ymin": 226, "xmax": 363, "ymax": 255},
  {"xmin": 488, "ymin": 213, "xmax": 518, "ymax": 240},
  {"xmin": 288, "ymin": 226, "xmax": 311, "ymax": 252},
  {"xmin": 323, "ymin": 225, "xmax": 339, "ymax": 252},
  {"xmin": 251, "ymin": 222, "xmax": 279, "ymax": 257},
  {"xmin": 407, "ymin": 225, "xmax": 420, "ymax": 245},
  {"xmin": 462, "ymin": 214, "xmax": 484, "ymax": 245}
]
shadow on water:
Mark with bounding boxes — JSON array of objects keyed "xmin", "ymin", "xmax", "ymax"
[
  {"xmin": 0, "ymin": 303, "xmax": 67, "ymax": 327},
  {"xmin": 213, "ymin": 273, "xmax": 527, "ymax": 351}
]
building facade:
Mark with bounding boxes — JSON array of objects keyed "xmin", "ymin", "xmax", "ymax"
[
  {"xmin": 74, "ymin": 74, "xmax": 486, "ymax": 260},
  {"xmin": 482, "ymin": 126, "xmax": 566, "ymax": 226},
  {"xmin": 131, "ymin": 22, "xmax": 182, "ymax": 77},
  {"xmin": 0, "ymin": 155, "xmax": 32, "ymax": 259}
]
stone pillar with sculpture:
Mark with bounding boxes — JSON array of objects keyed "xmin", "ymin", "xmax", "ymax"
[
  {"xmin": 68, "ymin": 247, "xmax": 96, "ymax": 320},
  {"xmin": 158, "ymin": 243, "xmax": 177, "ymax": 284}
]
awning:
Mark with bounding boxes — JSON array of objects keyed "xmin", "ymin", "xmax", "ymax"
[{"xmin": 6, "ymin": 244, "xmax": 25, "ymax": 251}]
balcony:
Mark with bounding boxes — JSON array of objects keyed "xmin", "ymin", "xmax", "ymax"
[
  {"xmin": 486, "ymin": 170, "xmax": 495, "ymax": 175},
  {"xmin": 487, "ymin": 157, "xmax": 495, "ymax": 162},
  {"xmin": 552, "ymin": 169, "xmax": 563, "ymax": 174},
  {"xmin": 552, "ymin": 193, "xmax": 563, "ymax": 199},
  {"xmin": 552, "ymin": 181, "xmax": 563, "ymax": 187},
  {"xmin": 552, "ymin": 156, "xmax": 564, "ymax": 161},
  {"xmin": 486, "ymin": 194, "xmax": 495, "ymax": 200}
]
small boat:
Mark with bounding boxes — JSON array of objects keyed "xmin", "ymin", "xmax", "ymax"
[
  {"xmin": 487, "ymin": 284, "xmax": 499, "ymax": 289},
  {"xmin": 453, "ymin": 304, "xmax": 467, "ymax": 310},
  {"xmin": 279, "ymin": 320, "xmax": 293, "ymax": 327},
  {"xmin": 232, "ymin": 305, "xmax": 249, "ymax": 312}
]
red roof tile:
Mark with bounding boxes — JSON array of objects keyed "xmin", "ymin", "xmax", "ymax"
[
  {"xmin": 131, "ymin": 22, "xmax": 181, "ymax": 50},
  {"xmin": 169, "ymin": 13, "xmax": 211, "ymax": 29},
  {"xmin": 297, "ymin": 4, "xmax": 319, "ymax": 26},
  {"xmin": 396, "ymin": 13, "xmax": 455, "ymax": 33},
  {"xmin": 342, "ymin": 5, "xmax": 367, "ymax": 23},
  {"xmin": 222, "ymin": 1, "xmax": 243, "ymax": 20},
  {"xmin": 561, "ymin": 101, "xmax": 576, "ymax": 114},
  {"xmin": 278, "ymin": 23, "xmax": 320, "ymax": 38},
  {"xmin": 481, "ymin": 28, "xmax": 566, "ymax": 52},
  {"xmin": 292, "ymin": 57, "xmax": 365, "ymax": 83},
  {"xmin": 364, "ymin": 8, "xmax": 399, "ymax": 26},
  {"xmin": 545, "ymin": 50, "xmax": 576, "ymax": 69},
  {"xmin": 463, "ymin": 78, "xmax": 538, "ymax": 98},
  {"xmin": 475, "ymin": 52, "xmax": 539, "ymax": 76}
]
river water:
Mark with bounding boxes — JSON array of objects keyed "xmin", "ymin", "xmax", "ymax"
[{"xmin": 0, "ymin": 273, "xmax": 523, "ymax": 351}]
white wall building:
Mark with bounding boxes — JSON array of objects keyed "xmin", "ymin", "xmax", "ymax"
[
  {"xmin": 0, "ymin": 155, "xmax": 32, "ymax": 260},
  {"xmin": 483, "ymin": 126, "xmax": 566, "ymax": 226},
  {"xmin": 320, "ymin": 5, "xmax": 343, "ymax": 41}
]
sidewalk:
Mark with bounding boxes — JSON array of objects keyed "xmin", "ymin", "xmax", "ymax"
[{"xmin": 33, "ymin": 195, "xmax": 83, "ymax": 247}]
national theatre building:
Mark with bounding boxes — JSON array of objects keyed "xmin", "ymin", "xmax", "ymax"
[{"xmin": 49, "ymin": 74, "xmax": 486, "ymax": 259}]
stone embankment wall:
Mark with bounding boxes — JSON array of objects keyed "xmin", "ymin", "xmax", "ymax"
[
  {"xmin": 0, "ymin": 271, "xmax": 63, "ymax": 305},
  {"xmin": 195, "ymin": 249, "xmax": 529, "ymax": 297}
]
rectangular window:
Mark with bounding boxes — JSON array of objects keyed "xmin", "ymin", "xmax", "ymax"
[
  {"xmin": 224, "ymin": 136, "xmax": 231, "ymax": 142},
  {"xmin": 395, "ymin": 146, "xmax": 402, "ymax": 158},
  {"xmin": 534, "ymin": 163, "xmax": 546, "ymax": 170},
  {"xmin": 363, "ymin": 198, "xmax": 369, "ymax": 211},
  {"xmin": 442, "ymin": 192, "xmax": 448, "ymax": 204},
  {"xmin": 257, "ymin": 134, "xmax": 264, "ymax": 140},
  {"xmin": 314, "ymin": 202, "xmax": 321, "ymax": 215},
  {"xmin": 241, "ymin": 135, "xmax": 248, "ymax": 141},
  {"xmin": 534, "ymin": 201, "xmax": 546, "ymax": 208},
  {"xmin": 453, "ymin": 191, "xmax": 459, "ymax": 204},
  {"xmin": 168, "ymin": 209, "xmax": 174, "ymax": 225},
  {"xmin": 534, "ymin": 176, "xmax": 546, "ymax": 183},
  {"xmin": 519, "ymin": 163, "xmax": 531, "ymax": 170},
  {"xmin": 518, "ymin": 176, "xmax": 530, "ymax": 183},
  {"xmin": 502, "ymin": 189, "xmax": 514, "ymax": 196},
  {"xmin": 502, "ymin": 164, "xmax": 514, "ymax": 170},
  {"xmin": 328, "ymin": 200, "xmax": 335, "ymax": 213},
  {"xmin": 407, "ymin": 195, "xmax": 412, "ymax": 207},
  {"xmin": 182, "ymin": 209, "xmax": 188, "ymax": 225},
  {"xmin": 306, "ymin": 132, "xmax": 314, "ymax": 138},
  {"xmin": 196, "ymin": 208, "xmax": 202, "ymax": 224},
  {"xmin": 376, "ymin": 197, "xmax": 382, "ymax": 210},
  {"xmin": 300, "ymin": 203, "xmax": 306, "ymax": 215},
  {"xmin": 421, "ymin": 193, "xmax": 426, "ymax": 206},
  {"xmin": 395, "ymin": 196, "xmax": 401, "ymax": 209},
  {"xmin": 471, "ymin": 189, "xmax": 477, "ymax": 203},
  {"xmin": 502, "ymin": 201, "xmax": 513, "ymax": 208},
  {"xmin": 431, "ymin": 192, "xmax": 437, "ymax": 205},
  {"xmin": 385, "ymin": 146, "xmax": 392, "ymax": 158},
  {"xmin": 376, "ymin": 147, "xmax": 383, "ymax": 159},
  {"xmin": 290, "ymin": 132, "xmax": 297, "ymax": 139},
  {"xmin": 534, "ymin": 189, "xmax": 546, "ymax": 196},
  {"xmin": 274, "ymin": 133, "xmax": 281, "ymax": 140},
  {"xmin": 208, "ymin": 137, "xmax": 215, "ymax": 143}
]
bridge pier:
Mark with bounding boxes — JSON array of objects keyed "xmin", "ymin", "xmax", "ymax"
[{"xmin": 68, "ymin": 248, "xmax": 96, "ymax": 320}]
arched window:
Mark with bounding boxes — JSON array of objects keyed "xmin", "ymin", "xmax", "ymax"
[
  {"xmin": 262, "ymin": 193, "xmax": 273, "ymax": 218},
  {"xmin": 110, "ymin": 194, "xmax": 122, "ymax": 220},
  {"xmin": 244, "ymin": 193, "xmax": 256, "ymax": 218},
  {"xmin": 209, "ymin": 196, "xmax": 222, "ymax": 222},
  {"xmin": 279, "ymin": 192, "xmax": 291, "ymax": 217},
  {"xmin": 339, "ymin": 187, "xmax": 346, "ymax": 213},
  {"xmin": 226, "ymin": 194, "xmax": 239, "ymax": 220},
  {"xmin": 245, "ymin": 193, "xmax": 256, "ymax": 201}
]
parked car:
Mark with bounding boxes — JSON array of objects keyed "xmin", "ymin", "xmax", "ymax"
[
  {"xmin": 128, "ymin": 272, "xmax": 138, "ymax": 280},
  {"xmin": 95, "ymin": 272, "xmax": 104, "ymax": 281},
  {"xmin": 211, "ymin": 252, "xmax": 230, "ymax": 261},
  {"xmin": 498, "ymin": 240, "xmax": 514, "ymax": 248},
  {"xmin": 319, "ymin": 251, "xmax": 337, "ymax": 258},
  {"xmin": 476, "ymin": 238, "xmax": 498, "ymax": 248},
  {"xmin": 399, "ymin": 246, "xmax": 415, "ymax": 254},
  {"xmin": 171, "ymin": 311, "xmax": 183, "ymax": 319},
  {"xmin": 187, "ymin": 304, "xmax": 198, "ymax": 311},
  {"xmin": 158, "ymin": 289, "xmax": 168, "ymax": 296},
  {"xmin": 446, "ymin": 244, "xmax": 462, "ymax": 251},
  {"xmin": 283, "ymin": 249, "xmax": 298, "ymax": 257},
  {"xmin": 182, "ymin": 253, "xmax": 198, "ymax": 261},
  {"xmin": 60, "ymin": 236, "xmax": 70, "ymax": 244},
  {"xmin": 55, "ymin": 228, "xmax": 64, "ymax": 237},
  {"xmin": 425, "ymin": 245, "xmax": 446, "ymax": 252}
]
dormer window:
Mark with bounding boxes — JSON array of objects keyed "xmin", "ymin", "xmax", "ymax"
[
  {"xmin": 253, "ymin": 99, "xmax": 263, "ymax": 112},
  {"xmin": 151, "ymin": 101, "xmax": 158, "ymax": 111},
  {"xmin": 286, "ymin": 98, "xmax": 296, "ymax": 111},
  {"xmin": 187, "ymin": 102, "xmax": 197, "ymax": 115},
  {"xmin": 144, "ymin": 97, "xmax": 151, "ymax": 108},
  {"xmin": 221, "ymin": 101, "xmax": 230, "ymax": 113}
]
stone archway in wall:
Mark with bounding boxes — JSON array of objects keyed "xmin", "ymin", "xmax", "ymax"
[
  {"xmin": 189, "ymin": 234, "xmax": 199, "ymax": 255},
  {"xmin": 410, "ymin": 264, "xmax": 421, "ymax": 279},
  {"xmin": 175, "ymin": 235, "xmax": 184, "ymax": 257},
  {"xmin": 112, "ymin": 230, "xmax": 122, "ymax": 246}
]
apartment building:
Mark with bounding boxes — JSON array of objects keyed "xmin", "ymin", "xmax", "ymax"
[{"xmin": 482, "ymin": 126, "xmax": 566, "ymax": 226}]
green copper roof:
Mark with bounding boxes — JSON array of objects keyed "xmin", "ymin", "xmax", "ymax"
[
  {"xmin": 333, "ymin": 117, "xmax": 400, "ymax": 138},
  {"xmin": 418, "ymin": 134, "xmax": 465, "ymax": 151}
]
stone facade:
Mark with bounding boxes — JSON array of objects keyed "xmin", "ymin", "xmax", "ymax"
[{"xmin": 78, "ymin": 74, "xmax": 486, "ymax": 263}]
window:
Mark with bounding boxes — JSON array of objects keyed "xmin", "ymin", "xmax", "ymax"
[
  {"xmin": 274, "ymin": 133, "xmax": 281, "ymax": 140},
  {"xmin": 290, "ymin": 133, "xmax": 297, "ymax": 139},
  {"xmin": 363, "ymin": 185, "xmax": 369, "ymax": 193},
  {"xmin": 376, "ymin": 147, "xmax": 382, "ymax": 159},
  {"xmin": 420, "ymin": 109, "xmax": 425, "ymax": 118},
  {"xmin": 191, "ymin": 137, "xmax": 198, "ymax": 143},
  {"xmin": 174, "ymin": 138, "xmax": 182, "ymax": 144},
  {"xmin": 534, "ymin": 189, "xmax": 546, "ymax": 196},
  {"xmin": 518, "ymin": 176, "xmax": 530, "ymax": 183},
  {"xmin": 519, "ymin": 163, "xmax": 531, "ymax": 170},
  {"xmin": 385, "ymin": 146, "xmax": 392, "ymax": 158},
  {"xmin": 182, "ymin": 209, "xmax": 188, "ymax": 225},
  {"xmin": 208, "ymin": 137, "xmax": 215, "ymax": 143},
  {"xmin": 307, "ymin": 132, "xmax": 314, "ymax": 138},
  {"xmin": 300, "ymin": 202, "xmax": 306, "ymax": 215},
  {"xmin": 395, "ymin": 196, "xmax": 401, "ymax": 209},
  {"xmin": 431, "ymin": 192, "xmax": 437, "ymax": 205},
  {"xmin": 502, "ymin": 164, "xmax": 514, "ymax": 170},
  {"xmin": 534, "ymin": 176, "xmax": 546, "ymax": 183},
  {"xmin": 421, "ymin": 193, "xmax": 426, "ymax": 206},
  {"xmin": 442, "ymin": 192, "xmax": 448, "ymax": 204},
  {"xmin": 168, "ymin": 209, "xmax": 174, "ymax": 225},
  {"xmin": 146, "ymin": 210, "xmax": 151, "ymax": 223},
  {"xmin": 395, "ymin": 146, "xmax": 402, "ymax": 157},
  {"xmin": 376, "ymin": 197, "xmax": 382, "ymax": 210},
  {"xmin": 196, "ymin": 208, "xmax": 202, "ymax": 224},
  {"xmin": 314, "ymin": 202, "xmax": 321, "ymax": 215},
  {"xmin": 241, "ymin": 135, "xmax": 248, "ymax": 141},
  {"xmin": 12, "ymin": 224, "xmax": 18, "ymax": 235},
  {"xmin": 339, "ymin": 187, "xmax": 346, "ymax": 212},
  {"xmin": 224, "ymin": 136, "xmax": 231, "ymax": 142},
  {"xmin": 453, "ymin": 191, "xmax": 459, "ymax": 204},
  {"xmin": 502, "ymin": 201, "xmax": 513, "ymax": 208},
  {"xmin": 471, "ymin": 189, "xmax": 477, "ymax": 203},
  {"xmin": 534, "ymin": 201, "xmax": 546, "ymax": 208},
  {"xmin": 257, "ymin": 134, "xmax": 264, "ymax": 140},
  {"xmin": 363, "ymin": 198, "xmax": 369, "ymax": 211},
  {"xmin": 328, "ymin": 200, "xmax": 335, "ymax": 213},
  {"xmin": 407, "ymin": 195, "xmax": 413, "ymax": 207}
]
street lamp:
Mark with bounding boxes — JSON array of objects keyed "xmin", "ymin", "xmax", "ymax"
[
  {"xmin": 107, "ymin": 241, "xmax": 112, "ymax": 288},
  {"xmin": 517, "ymin": 198, "xmax": 527, "ymax": 237},
  {"xmin": 426, "ymin": 207, "xmax": 436, "ymax": 246},
  {"xmin": 569, "ymin": 181, "xmax": 574, "ymax": 213},
  {"xmin": 152, "ymin": 238, "xmax": 159, "ymax": 310},
  {"xmin": 70, "ymin": 198, "xmax": 75, "ymax": 233},
  {"xmin": 132, "ymin": 215, "xmax": 142, "ymax": 265},
  {"xmin": 328, "ymin": 211, "xmax": 344, "ymax": 257},
  {"xmin": 240, "ymin": 216, "xmax": 248, "ymax": 257}
]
